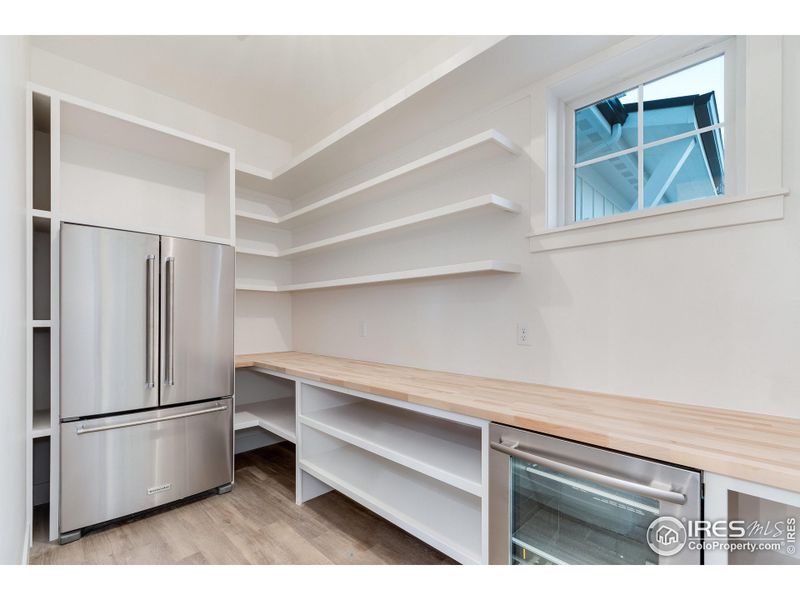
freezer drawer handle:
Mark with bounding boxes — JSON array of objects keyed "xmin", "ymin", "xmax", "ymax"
[
  {"xmin": 490, "ymin": 439, "xmax": 687, "ymax": 505},
  {"xmin": 75, "ymin": 404, "xmax": 228, "ymax": 435}
]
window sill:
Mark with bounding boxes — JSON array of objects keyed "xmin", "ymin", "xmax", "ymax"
[{"xmin": 528, "ymin": 189, "xmax": 789, "ymax": 253}]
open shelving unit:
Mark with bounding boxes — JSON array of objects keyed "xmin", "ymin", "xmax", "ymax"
[
  {"xmin": 295, "ymin": 380, "xmax": 489, "ymax": 564},
  {"xmin": 25, "ymin": 85, "xmax": 238, "ymax": 548},
  {"xmin": 233, "ymin": 128, "xmax": 523, "ymax": 295}
]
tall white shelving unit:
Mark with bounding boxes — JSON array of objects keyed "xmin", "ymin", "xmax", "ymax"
[
  {"xmin": 26, "ymin": 87, "xmax": 59, "ymax": 545},
  {"xmin": 25, "ymin": 84, "xmax": 235, "ymax": 546}
]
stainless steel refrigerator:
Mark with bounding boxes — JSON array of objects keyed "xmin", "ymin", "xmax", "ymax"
[{"xmin": 59, "ymin": 223, "xmax": 234, "ymax": 543}]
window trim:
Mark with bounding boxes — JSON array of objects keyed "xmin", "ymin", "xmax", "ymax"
[
  {"xmin": 562, "ymin": 38, "xmax": 737, "ymax": 226},
  {"xmin": 528, "ymin": 188, "xmax": 788, "ymax": 253}
]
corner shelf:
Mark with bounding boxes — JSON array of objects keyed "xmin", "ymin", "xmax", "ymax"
[
  {"xmin": 235, "ymin": 129, "xmax": 521, "ymax": 228},
  {"xmin": 235, "ymin": 208, "xmax": 281, "ymax": 225},
  {"xmin": 234, "ymin": 397, "xmax": 296, "ymax": 443},
  {"xmin": 234, "ymin": 245, "xmax": 279, "ymax": 258},
  {"xmin": 235, "ymin": 260, "xmax": 520, "ymax": 293},
  {"xmin": 235, "ymin": 194, "xmax": 520, "ymax": 260}
]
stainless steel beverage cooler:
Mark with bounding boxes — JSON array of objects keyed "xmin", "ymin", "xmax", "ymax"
[{"xmin": 489, "ymin": 423, "xmax": 701, "ymax": 564}]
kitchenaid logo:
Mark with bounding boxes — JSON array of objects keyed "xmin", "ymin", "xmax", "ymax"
[
  {"xmin": 647, "ymin": 516, "xmax": 797, "ymax": 557},
  {"xmin": 147, "ymin": 483, "xmax": 172, "ymax": 495}
]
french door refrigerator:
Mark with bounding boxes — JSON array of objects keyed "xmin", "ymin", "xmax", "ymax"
[{"xmin": 59, "ymin": 223, "xmax": 234, "ymax": 542}]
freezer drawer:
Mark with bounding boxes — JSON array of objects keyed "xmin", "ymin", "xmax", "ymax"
[
  {"xmin": 61, "ymin": 224, "xmax": 160, "ymax": 419},
  {"xmin": 160, "ymin": 236, "xmax": 234, "ymax": 406},
  {"xmin": 60, "ymin": 398, "xmax": 232, "ymax": 533}
]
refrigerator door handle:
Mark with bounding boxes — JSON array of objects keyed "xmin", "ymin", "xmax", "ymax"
[
  {"xmin": 165, "ymin": 256, "xmax": 175, "ymax": 386},
  {"xmin": 145, "ymin": 254, "xmax": 156, "ymax": 388},
  {"xmin": 490, "ymin": 439, "xmax": 687, "ymax": 505},
  {"xmin": 75, "ymin": 403, "xmax": 228, "ymax": 435}
]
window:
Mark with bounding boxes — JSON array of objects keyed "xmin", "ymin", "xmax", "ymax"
[{"xmin": 569, "ymin": 55, "xmax": 726, "ymax": 223}]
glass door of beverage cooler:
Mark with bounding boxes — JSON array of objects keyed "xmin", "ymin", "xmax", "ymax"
[{"xmin": 489, "ymin": 424, "xmax": 701, "ymax": 565}]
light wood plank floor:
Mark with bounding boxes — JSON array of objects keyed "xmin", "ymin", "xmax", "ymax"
[{"xmin": 29, "ymin": 442, "xmax": 456, "ymax": 565}]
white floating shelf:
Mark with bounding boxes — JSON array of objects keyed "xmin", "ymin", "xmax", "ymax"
[
  {"xmin": 32, "ymin": 410, "xmax": 51, "ymax": 439},
  {"xmin": 234, "ymin": 397, "xmax": 296, "ymax": 443},
  {"xmin": 235, "ymin": 280, "xmax": 281, "ymax": 293},
  {"xmin": 235, "ymin": 245, "xmax": 279, "ymax": 258},
  {"xmin": 235, "ymin": 260, "xmax": 520, "ymax": 293},
  {"xmin": 235, "ymin": 208, "xmax": 281, "ymax": 225},
  {"xmin": 235, "ymin": 130, "xmax": 520, "ymax": 227},
  {"xmin": 301, "ymin": 401, "xmax": 482, "ymax": 496},
  {"xmin": 235, "ymin": 194, "xmax": 520, "ymax": 260},
  {"xmin": 300, "ymin": 442, "xmax": 482, "ymax": 565}
]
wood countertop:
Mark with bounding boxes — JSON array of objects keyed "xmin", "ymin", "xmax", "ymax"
[{"xmin": 236, "ymin": 352, "xmax": 800, "ymax": 494}]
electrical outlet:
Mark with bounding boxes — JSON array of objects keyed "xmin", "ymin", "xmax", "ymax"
[
  {"xmin": 359, "ymin": 320, "xmax": 368, "ymax": 338},
  {"xmin": 517, "ymin": 323, "xmax": 530, "ymax": 346}
]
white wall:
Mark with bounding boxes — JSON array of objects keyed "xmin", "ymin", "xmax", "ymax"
[
  {"xmin": 0, "ymin": 35, "xmax": 30, "ymax": 564},
  {"xmin": 30, "ymin": 48, "xmax": 293, "ymax": 173},
  {"xmin": 293, "ymin": 36, "xmax": 800, "ymax": 419}
]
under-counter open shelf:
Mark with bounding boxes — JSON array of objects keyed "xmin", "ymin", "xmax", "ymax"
[
  {"xmin": 235, "ymin": 259, "xmax": 520, "ymax": 292},
  {"xmin": 301, "ymin": 400, "xmax": 482, "ymax": 496},
  {"xmin": 234, "ymin": 397, "xmax": 296, "ymax": 443},
  {"xmin": 299, "ymin": 429, "xmax": 482, "ymax": 565}
]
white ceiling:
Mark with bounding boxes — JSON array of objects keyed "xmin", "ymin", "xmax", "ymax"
[{"xmin": 31, "ymin": 35, "xmax": 487, "ymax": 147}]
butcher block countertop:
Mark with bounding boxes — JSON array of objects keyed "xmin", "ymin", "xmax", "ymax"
[{"xmin": 236, "ymin": 351, "xmax": 800, "ymax": 494}]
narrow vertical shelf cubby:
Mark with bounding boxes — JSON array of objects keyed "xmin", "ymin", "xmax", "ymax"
[
  {"xmin": 27, "ymin": 87, "xmax": 57, "ymax": 548},
  {"xmin": 32, "ymin": 93, "xmax": 51, "ymax": 212},
  {"xmin": 31, "ymin": 329, "xmax": 51, "ymax": 438},
  {"xmin": 32, "ymin": 216, "xmax": 50, "ymax": 321}
]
